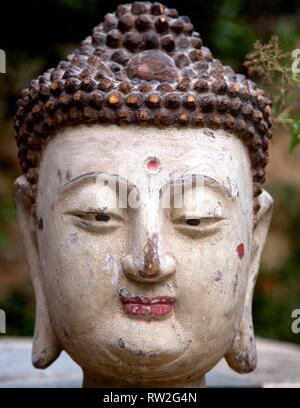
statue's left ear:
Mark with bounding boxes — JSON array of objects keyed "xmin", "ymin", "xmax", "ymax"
[
  {"xmin": 14, "ymin": 176, "xmax": 62, "ymax": 369},
  {"xmin": 225, "ymin": 190, "xmax": 273, "ymax": 373}
]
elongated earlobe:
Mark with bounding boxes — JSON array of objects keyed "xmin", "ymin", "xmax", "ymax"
[
  {"xmin": 225, "ymin": 306, "xmax": 256, "ymax": 373},
  {"xmin": 225, "ymin": 190, "xmax": 273, "ymax": 373},
  {"xmin": 14, "ymin": 176, "xmax": 62, "ymax": 368},
  {"xmin": 32, "ymin": 296, "xmax": 61, "ymax": 368}
]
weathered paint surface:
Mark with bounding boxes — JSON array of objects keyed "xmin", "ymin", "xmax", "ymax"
[{"xmin": 14, "ymin": 125, "xmax": 273, "ymax": 387}]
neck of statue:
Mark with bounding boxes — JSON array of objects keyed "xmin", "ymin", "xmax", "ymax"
[{"xmin": 82, "ymin": 371, "xmax": 206, "ymax": 388}]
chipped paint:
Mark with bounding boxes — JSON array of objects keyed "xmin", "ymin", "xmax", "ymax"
[
  {"xmin": 117, "ymin": 338, "xmax": 125, "ymax": 349},
  {"xmin": 112, "ymin": 254, "xmax": 121, "ymax": 286},
  {"xmin": 142, "ymin": 233, "xmax": 160, "ymax": 277},
  {"xmin": 233, "ymin": 272, "xmax": 239, "ymax": 294},
  {"xmin": 212, "ymin": 271, "xmax": 222, "ymax": 282},
  {"xmin": 211, "ymin": 202, "xmax": 223, "ymax": 217},
  {"xmin": 67, "ymin": 232, "xmax": 80, "ymax": 248},
  {"xmin": 37, "ymin": 216, "xmax": 43, "ymax": 230},
  {"xmin": 104, "ymin": 254, "xmax": 113, "ymax": 271},
  {"xmin": 211, "ymin": 231, "xmax": 223, "ymax": 246},
  {"xmin": 203, "ymin": 129, "xmax": 215, "ymax": 142},
  {"xmin": 65, "ymin": 170, "xmax": 71, "ymax": 181},
  {"xmin": 57, "ymin": 169, "xmax": 62, "ymax": 183},
  {"xmin": 227, "ymin": 177, "xmax": 239, "ymax": 199}
]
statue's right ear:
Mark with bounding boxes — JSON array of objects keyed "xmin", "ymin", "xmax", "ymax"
[{"xmin": 14, "ymin": 176, "xmax": 61, "ymax": 369}]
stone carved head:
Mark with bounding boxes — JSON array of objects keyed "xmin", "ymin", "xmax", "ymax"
[{"xmin": 13, "ymin": 2, "xmax": 273, "ymax": 387}]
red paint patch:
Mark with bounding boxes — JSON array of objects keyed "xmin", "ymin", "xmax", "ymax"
[{"xmin": 236, "ymin": 243, "xmax": 245, "ymax": 260}]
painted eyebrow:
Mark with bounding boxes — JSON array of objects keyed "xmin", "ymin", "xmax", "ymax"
[
  {"xmin": 58, "ymin": 172, "xmax": 138, "ymax": 199},
  {"xmin": 159, "ymin": 174, "xmax": 238, "ymax": 200},
  {"xmin": 57, "ymin": 172, "xmax": 237, "ymax": 201}
]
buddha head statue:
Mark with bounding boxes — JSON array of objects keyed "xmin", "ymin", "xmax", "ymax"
[{"xmin": 13, "ymin": 2, "xmax": 273, "ymax": 387}]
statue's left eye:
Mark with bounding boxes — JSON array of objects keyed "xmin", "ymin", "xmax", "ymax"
[
  {"xmin": 172, "ymin": 215, "xmax": 224, "ymax": 238},
  {"xmin": 186, "ymin": 218, "xmax": 201, "ymax": 226},
  {"xmin": 95, "ymin": 214, "xmax": 110, "ymax": 222}
]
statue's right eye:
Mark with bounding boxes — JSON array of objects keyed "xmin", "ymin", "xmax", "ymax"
[
  {"xmin": 75, "ymin": 212, "xmax": 111, "ymax": 222},
  {"xmin": 95, "ymin": 214, "xmax": 110, "ymax": 222},
  {"xmin": 66, "ymin": 210, "xmax": 122, "ymax": 233}
]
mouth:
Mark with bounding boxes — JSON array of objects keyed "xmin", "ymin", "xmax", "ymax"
[{"xmin": 119, "ymin": 290, "xmax": 176, "ymax": 318}]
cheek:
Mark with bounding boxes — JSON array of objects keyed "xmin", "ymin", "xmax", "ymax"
[
  {"xmin": 171, "ymin": 228, "xmax": 250, "ymax": 322},
  {"xmin": 39, "ymin": 218, "xmax": 127, "ymax": 331}
]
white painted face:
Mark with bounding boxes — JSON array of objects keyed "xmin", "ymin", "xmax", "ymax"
[{"xmin": 21, "ymin": 124, "xmax": 270, "ymax": 386}]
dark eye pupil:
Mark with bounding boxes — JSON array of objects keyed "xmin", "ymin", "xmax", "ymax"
[
  {"xmin": 186, "ymin": 218, "xmax": 200, "ymax": 226},
  {"xmin": 95, "ymin": 214, "xmax": 110, "ymax": 222}
]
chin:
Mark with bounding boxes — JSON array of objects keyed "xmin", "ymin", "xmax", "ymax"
[
  {"xmin": 110, "ymin": 339, "xmax": 184, "ymax": 368},
  {"xmin": 62, "ymin": 324, "xmax": 224, "ymax": 387}
]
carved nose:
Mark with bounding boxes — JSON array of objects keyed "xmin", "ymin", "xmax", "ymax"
[{"xmin": 122, "ymin": 235, "xmax": 176, "ymax": 282}]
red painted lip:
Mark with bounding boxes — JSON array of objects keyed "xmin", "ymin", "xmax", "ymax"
[{"xmin": 120, "ymin": 296, "xmax": 176, "ymax": 317}]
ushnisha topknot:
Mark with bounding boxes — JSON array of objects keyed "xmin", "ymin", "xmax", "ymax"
[{"xmin": 14, "ymin": 1, "xmax": 272, "ymax": 217}]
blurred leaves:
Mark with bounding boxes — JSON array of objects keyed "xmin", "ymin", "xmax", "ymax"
[
  {"xmin": 212, "ymin": 0, "xmax": 256, "ymax": 69},
  {"xmin": 275, "ymin": 21, "xmax": 300, "ymax": 51},
  {"xmin": 0, "ymin": 291, "xmax": 34, "ymax": 336},
  {"xmin": 254, "ymin": 183, "xmax": 300, "ymax": 345},
  {"xmin": 244, "ymin": 36, "xmax": 300, "ymax": 151},
  {"xmin": 289, "ymin": 113, "xmax": 300, "ymax": 152},
  {"xmin": 0, "ymin": 180, "xmax": 16, "ymax": 249}
]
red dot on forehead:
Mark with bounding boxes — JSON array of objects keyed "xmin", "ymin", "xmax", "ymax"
[
  {"xmin": 146, "ymin": 157, "xmax": 160, "ymax": 173},
  {"xmin": 147, "ymin": 160, "xmax": 159, "ymax": 171}
]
